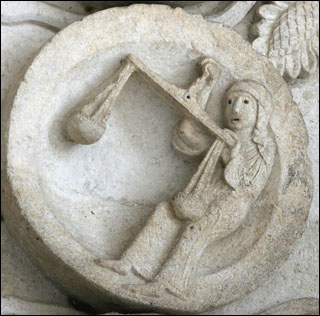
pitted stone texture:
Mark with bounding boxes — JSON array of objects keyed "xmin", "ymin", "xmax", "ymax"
[
  {"xmin": 290, "ymin": 71, "xmax": 319, "ymax": 223},
  {"xmin": 1, "ymin": 296, "xmax": 85, "ymax": 316},
  {"xmin": 259, "ymin": 298, "xmax": 319, "ymax": 315},
  {"xmin": 1, "ymin": 3, "xmax": 76, "ymax": 313},
  {"xmin": 1, "ymin": 1, "xmax": 85, "ymax": 31},
  {"xmin": 1, "ymin": 224, "xmax": 73, "ymax": 314},
  {"xmin": 2, "ymin": 3, "xmax": 314, "ymax": 315},
  {"xmin": 206, "ymin": 70, "xmax": 319, "ymax": 315},
  {"xmin": 80, "ymin": 1, "xmax": 256, "ymax": 27}
]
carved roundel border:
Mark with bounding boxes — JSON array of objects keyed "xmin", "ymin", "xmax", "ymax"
[{"xmin": 3, "ymin": 4, "xmax": 313, "ymax": 314}]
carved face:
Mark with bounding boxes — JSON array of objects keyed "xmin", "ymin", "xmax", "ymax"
[{"xmin": 224, "ymin": 90, "xmax": 258, "ymax": 131}]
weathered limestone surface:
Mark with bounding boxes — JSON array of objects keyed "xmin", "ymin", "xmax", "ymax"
[
  {"xmin": 1, "ymin": 295, "xmax": 85, "ymax": 316},
  {"xmin": 1, "ymin": 1, "xmax": 318, "ymax": 315},
  {"xmin": 259, "ymin": 298, "xmax": 319, "ymax": 315},
  {"xmin": 79, "ymin": 1, "xmax": 257, "ymax": 27},
  {"xmin": 1, "ymin": 224, "xmax": 74, "ymax": 313},
  {"xmin": 252, "ymin": 1, "xmax": 319, "ymax": 82}
]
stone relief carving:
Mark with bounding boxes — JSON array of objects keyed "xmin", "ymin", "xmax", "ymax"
[
  {"xmin": 2, "ymin": 4, "xmax": 314, "ymax": 315},
  {"xmin": 66, "ymin": 54, "xmax": 277, "ymax": 301},
  {"xmin": 80, "ymin": 56, "xmax": 277, "ymax": 301},
  {"xmin": 66, "ymin": 55, "xmax": 222, "ymax": 145},
  {"xmin": 1, "ymin": 0, "xmax": 256, "ymax": 31},
  {"xmin": 1, "ymin": 1, "xmax": 86, "ymax": 31},
  {"xmin": 252, "ymin": 1, "xmax": 319, "ymax": 81},
  {"xmin": 80, "ymin": 1, "xmax": 257, "ymax": 27}
]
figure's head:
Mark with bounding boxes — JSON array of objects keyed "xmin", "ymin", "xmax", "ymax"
[
  {"xmin": 224, "ymin": 89, "xmax": 258, "ymax": 131},
  {"xmin": 224, "ymin": 80, "xmax": 273, "ymax": 134}
]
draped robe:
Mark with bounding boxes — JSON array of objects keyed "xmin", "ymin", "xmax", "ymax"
[{"xmin": 119, "ymin": 133, "xmax": 276, "ymax": 295}]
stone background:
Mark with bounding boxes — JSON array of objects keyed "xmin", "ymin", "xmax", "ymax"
[{"xmin": 1, "ymin": 1, "xmax": 319, "ymax": 315}]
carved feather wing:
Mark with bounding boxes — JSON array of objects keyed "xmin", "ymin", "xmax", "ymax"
[{"xmin": 252, "ymin": 1, "xmax": 319, "ymax": 81}]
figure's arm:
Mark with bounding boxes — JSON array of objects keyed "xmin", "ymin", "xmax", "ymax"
[
  {"xmin": 224, "ymin": 134, "xmax": 275, "ymax": 190},
  {"xmin": 222, "ymin": 129, "xmax": 248, "ymax": 189},
  {"xmin": 250, "ymin": 136, "xmax": 276, "ymax": 183},
  {"xmin": 221, "ymin": 147, "xmax": 230, "ymax": 166},
  {"xmin": 254, "ymin": 131, "xmax": 276, "ymax": 168}
]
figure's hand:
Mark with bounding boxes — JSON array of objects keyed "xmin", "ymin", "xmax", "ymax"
[
  {"xmin": 223, "ymin": 128, "xmax": 241, "ymax": 158},
  {"xmin": 223, "ymin": 128, "xmax": 238, "ymax": 148},
  {"xmin": 252, "ymin": 128, "xmax": 266, "ymax": 146},
  {"xmin": 172, "ymin": 192, "xmax": 206, "ymax": 222}
]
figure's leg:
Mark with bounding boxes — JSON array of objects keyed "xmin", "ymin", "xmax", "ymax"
[
  {"xmin": 96, "ymin": 201, "xmax": 182, "ymax": 280},
  {"xmin": 126, "ymin": 208, "xmax": 220, "ymax": 299},
  {"xmin": 157, "ymin": 202, "xmax": 247, "ymax": 297},
  {"xmin": 156, "ymin": 219, "xmax": 216, "ymax": 298}
]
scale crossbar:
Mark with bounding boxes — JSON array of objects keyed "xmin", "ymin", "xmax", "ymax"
[{"xmin": 67, "ymin": 54, "xmax": 230, "ymax": 146}]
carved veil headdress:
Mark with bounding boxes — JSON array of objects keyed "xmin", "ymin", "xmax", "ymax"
[
  {"xmin": 226, "ymin": 79, "xmax": 274, "ymax": 140},
  {"xmin": 223, "ymin": 80, "xmax": 275, "ymax": 189}
]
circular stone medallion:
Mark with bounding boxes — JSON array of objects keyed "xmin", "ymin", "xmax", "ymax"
[{"xmin": 3, "ymin": 4, "xmax": 313, "ymax": 314}]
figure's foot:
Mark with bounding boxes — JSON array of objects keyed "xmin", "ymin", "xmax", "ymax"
[
  {"xmin": 94, "ymin": 258, "xmax": 131, "ymax": 276},
  {"xmin": 122, "ymin": 282, "xmax": 163, "ymax": 298},
  {"xmin": 131, "ymin": 265, "xmax": 153, "ymax": 281},
  {"xmin": 152, "ymin": 276, "xmax": 189, "ymax": 301},
  {"xmin": 122, "ymin": 280, "xmax": 189, "ymax": 301},
  {"xmin": 164, "ymin": 282, "xmax": 188, "ymax": 301}
]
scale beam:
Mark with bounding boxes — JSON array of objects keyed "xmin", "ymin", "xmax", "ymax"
[{"xmin": 66, "ymin": 54, "xmax": 229, "ymax": 145}]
